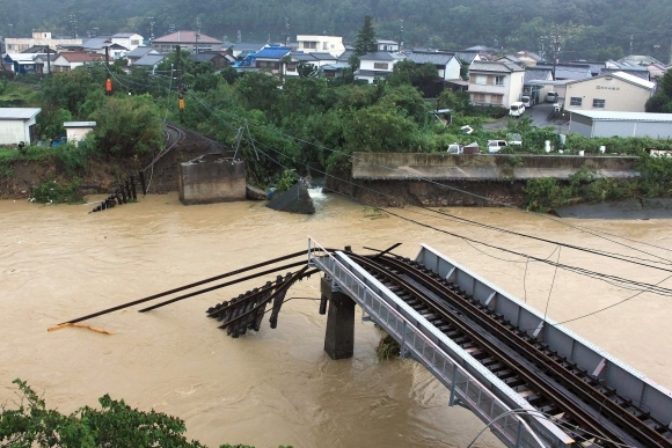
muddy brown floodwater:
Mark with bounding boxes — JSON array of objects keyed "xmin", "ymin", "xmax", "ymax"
[{"xmin": 1, "ymin": 192, "xmax": 671, "ymax": 448}]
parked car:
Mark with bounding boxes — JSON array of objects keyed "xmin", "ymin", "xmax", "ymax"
[
  {"xmin": 487, "ymin": 140, "xmax": 508, "ymax": 153},
  {"xmin": 546, "ymin": 92, "xmax": 559, "ymax": 103},
  {"xmin": 521, "ymin": 95, "xmax": 532, "ymax": 108},
  {"xmin": 447, "ymin": 143, "xmax": 463, "ymax": 154},
  {"xmin": 553, "ymin": 102, "xmax": 562, "ymax": 113},
  {"xmin": 509, "ymin": 101, "xmax": 526, "ymax": 117}
]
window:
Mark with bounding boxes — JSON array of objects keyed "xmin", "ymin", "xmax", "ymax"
[
  {"xmin": 474, "ymin": 75, "xmax": 487, "ymax": 85},
  {"xmin": 131, "ymin": 39, "xmax": 140, "ymax": 46},
  {"xmin": 373, "ymin": 62, "xmax": 389, "ymax": 70},
  {"xmin": 570, "ymin": 97, "xmax": 582, "ymax": 106},
  {"xmin": 593, "ymin": 98, "xmax": 606, "ymax": 108},
  {"xmin": 495, "ymin": 75, "xmax": 505, "ymax": 86},
  {"xmin": 303, "ymin": 41, "xmax": 317, "ymax": 49},
  {"xmin": 490, "ymin": 95, "xmax": 503, "ymax": 105}
]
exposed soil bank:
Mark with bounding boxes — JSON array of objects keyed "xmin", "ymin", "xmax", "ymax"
[{"xmin": 325, "ymin": 173, "xmax": 526, "ymax": 207}]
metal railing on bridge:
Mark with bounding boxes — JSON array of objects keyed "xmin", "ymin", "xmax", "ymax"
[{"xmin": 308, "ymin": 238, "xmax": 570, "ymax": 448}]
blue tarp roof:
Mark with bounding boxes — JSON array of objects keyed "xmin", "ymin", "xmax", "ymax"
[{"xmin": 254, "ymin": 46, "xmax": 291, "ymax": 60}]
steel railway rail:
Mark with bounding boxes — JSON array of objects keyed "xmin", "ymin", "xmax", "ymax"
[{"xmin": 346, "ymin": 252, "xmax": 672, "ymax": 448}]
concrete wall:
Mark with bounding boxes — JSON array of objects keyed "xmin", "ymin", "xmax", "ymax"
[
  {"xmin": 564, "ymin": 76, "xmax": 653, "ymax": 112},
  {"xmin": 179, "ymin": 155, "xmax": 246, "ymax": 204},
  {"xmin": 594, "ymin": 120, "xmax": 672, "ymax": 139},
  {"xmin": 0, "ymin": 119, "xmax": 32, "ymax": 145},
  {"xmin": 352, "ymin": 152, "xmax": 639, "ymax": 181}
]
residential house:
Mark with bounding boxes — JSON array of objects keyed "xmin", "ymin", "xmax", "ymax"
[
  {"xmin": 3, "ymin": 53, "xmax": 42, "ymax": 74},
  {"xmin": 192, "ymin": 51, "xmax": 235, "ymax": 69},
  {"xmin": 52, "ymin": 52, "xmax": 105, "ymax": 72},
  {"xmin": 563, "ymin": 71, "xmax": 655, "ymax": 113},
  {"xmin": 111, "ymin": 33, "xmax": 143, "ymax": 51},
  {"xmin": 296, "ymin": 35, "xmax": 345, "ymax": 58},
  {"xmin": 132, "ymin": 53, "xmax": 165, "ymax": 73},
  {"xmin": 355, "ymin": 51, "xmax": 404, "ymax": 83},
  {"xmin": 286, "ymin": 51, "xmax": 337, "ymax": 77},
  {"xmin": 125, "ymin": 46, "xmax": 158, "ymax": 66},
  {"xmin": 223, "ymin": 42, "xmax": 266, "ymax": 59},
  {"xmin": 0, "ymin": 108, "xmax": 41, "ymax": 145},
  {"xmin": 4, "ymin": 31, "xmax": 82, "ymax": 53},
  {"xmin": 377, "ymin": 39, "xmax": 400, "ymax": 52},
  {"xmin": 535, "ymin": 63, "xmax": 592, "ymax": 81},
  {"xmin": 253, "ymin": 46, "xmax": 292, "ymax": 75},
  {"xmin": 569, "ymin": 111, "xmax": 672, "ymax": 138},
  {"xmin": 83, "ymin": 37, "xmax": 129, "ymax": 59},
  {"xmin": 403, "ymin": 50, "xmax": 461, "ymax": 80},
  {"xmin": 152, "ymin": 31, "xmax": 223, "ymax": 53},
  {"xmin": 467, "ymin": 60, "xmax": 525, "ymax": 108},
  {"xmin": 514, "ymin": 50, "xmax": 543, "ymax": 67}
]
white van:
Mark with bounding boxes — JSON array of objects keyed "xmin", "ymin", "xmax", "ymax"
[
  {"xmin": 509, "ymin": 101, "xmax": 525, "ymax": 117},
  {"xmin": 521, "ymin": 95, "xmax": 532, "ymax": 108}
]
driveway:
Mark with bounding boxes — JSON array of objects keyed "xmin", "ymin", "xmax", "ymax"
[{"xmin": 527, "ymin": 102, "xmax": 570, "ymax": 134}]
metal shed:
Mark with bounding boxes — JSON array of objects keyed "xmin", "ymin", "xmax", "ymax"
[{"xmin": 569, "ymin": 110, "xmax": 672, "ymax": 138}]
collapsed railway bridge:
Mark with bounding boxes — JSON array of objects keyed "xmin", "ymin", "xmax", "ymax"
[{"xmin": 62, "ymin": 241, "xmax": 672, "ymax": 447}]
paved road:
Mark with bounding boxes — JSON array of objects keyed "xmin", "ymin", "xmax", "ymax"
[{"xmin": 527, "ymin": 102, "xmax": 570, "ymax": 134}]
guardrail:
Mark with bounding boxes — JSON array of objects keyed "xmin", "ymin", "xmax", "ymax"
[{"xmin": 307, "ymin": 238, "xmax": 569, "ymax": 448}]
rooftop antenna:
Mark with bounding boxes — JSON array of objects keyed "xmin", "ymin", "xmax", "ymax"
[
  {"xmin": 237, "ymin": 29, "xmax": 242, "ymax": 43},
  {"xmin": 148, "ymin": 17, "xmax": 155, "ymax": 42},
  {"xmin": 195, "ymin": 16, "xmax": 201, "ymax": 54}
]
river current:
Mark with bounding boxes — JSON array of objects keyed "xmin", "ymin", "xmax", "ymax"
[{"xmin": 1, "ymin": 192, "xmax": 670, "ymax": 447}]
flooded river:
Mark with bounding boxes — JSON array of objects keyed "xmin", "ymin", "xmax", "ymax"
[{"xmin": 1, "ymin": 192, "xmax": 671, "ymax": 447}]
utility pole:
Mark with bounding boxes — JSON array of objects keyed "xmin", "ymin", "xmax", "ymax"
[
  {"xmin": 629, "ymin": 34, "xmax": 634, "ymax": 54},
  {"xmin": 399, "ymin": 19, "xmax": 405, "ymax": 50},
  {"xmin": 195, "ymin": 16, "xmax": 201, "ymax": 54},
  {"xmin": 105, "ymin": 45, "xmax": 110, "ymax": 67},
  {"xmin": 148, "ymin": 17, "xmax": 155, "ymax": 44},
  {"xmin": 69, "ymin": 14, "xmax": 78, "ymax": 38}
]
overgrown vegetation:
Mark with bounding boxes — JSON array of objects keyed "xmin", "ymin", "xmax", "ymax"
[
  {"xmin": 376, "ymin": 334, "xmax": 401, "ymax": 360},
  {"xmin": 523, "ymin": 157, "xmax": 672, "ymax": 212},
  {"xmin": 30, "ymin": 179, "xmax": 83, "ymax": 204},
  {"xmin": 0, "ymin": 379, "xmax": 291, "ymax": 448}
]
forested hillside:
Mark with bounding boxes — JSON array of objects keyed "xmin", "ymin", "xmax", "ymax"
[{"xmin": 2, "ymin": 0, "xmax": 672, "ymax": 62}]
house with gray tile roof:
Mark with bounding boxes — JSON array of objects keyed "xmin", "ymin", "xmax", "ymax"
[
  {"xmin": 402, "ymin": 50, "xmax": 461, "ymax": 80},
  {"xmin": 467, "ymin": 60, "xmax": 525, "ymax": 108},
  {"xmin": 355, "ymin": 51, "xmax": 404, "ymax": 83}
]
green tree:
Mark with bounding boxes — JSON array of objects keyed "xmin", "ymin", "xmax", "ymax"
[
  {"xmin": 41, "ymin": 69, "xmax": 99, "ymax": 117},
  {"xmin": 388, "ymin": 61, "xmax": 439, "ymax": 97},
  {"xmin": 91, "ymin": 95, "xmax": 164, "ymax": 159},
  {"xmin": 354, "ymin": 15, "xmax": 377, "ymax": 56}
]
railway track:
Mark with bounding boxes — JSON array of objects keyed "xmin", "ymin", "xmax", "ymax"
[{"xmin": 345, "ymin": 252, "xmax": 672, "ymax": 448}]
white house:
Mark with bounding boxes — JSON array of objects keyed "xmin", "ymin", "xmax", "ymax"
[
  {"xmin": 467, "ymin": 60, "xmax": 525, "ymax": 108},
  {"xmin": 0, "ymin": 108, "xmax": 41, "ymax": 145},
  {"xmin": 377, "ymin": 39, "xmax": 400, "ymax": 52},
  {"xmin": 296, "ymin": 35, "xmax": 344, "ymax": 58},
  {"xmin": 563, "ymin": 71, "xmax": 655, "ymax": 113},
  {"xmin": 111, "ymin": 33, "xmax": 143, "ymax": 51},
  {"xmin": 355, "ymin": 51, "xmax": 404, "ymax": 83},
  {"xmin": 403, "ymin": 50, "xmax": 461, "ymax": 80},
  {"xmin": 4, "ymin": 31, "xmax": 82, "ymax": 53},
  {"xmin": 52, "ymin": 52, "xmax": 105, "ymax": 72},
  {"xmin": 64, "ymin": 121, "xmax": 96, "ymax": 145}
]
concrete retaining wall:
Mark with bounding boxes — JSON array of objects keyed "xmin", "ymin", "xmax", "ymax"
[
  {"xmin": 179, "ymin": 154, "xmax": 246, "ymax": 204},
  {"xmin": 352, "ymin": 153, "xmax": 639, "ymax": 181}
]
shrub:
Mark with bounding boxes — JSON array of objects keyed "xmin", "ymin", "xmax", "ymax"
[{"xmin": 31, "ymin": 179, "xmax": 83, "ymax": 204}]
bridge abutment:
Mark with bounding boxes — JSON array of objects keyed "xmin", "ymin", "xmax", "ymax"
[{"xmin": 321, "ymin": 277, "xmax": 355, "ymax": 360}]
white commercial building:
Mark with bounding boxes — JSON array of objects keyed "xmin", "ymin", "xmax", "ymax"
[
  {"xmin": 296, "ymin": 35, "xmax": 344, "ymax": 58},
  {"xmin": 0, "ymin": 108, "xmax": 41, "ymax": 145},
  {"xmin": 569, "ymin": 111, "xmax": 672, "ymax": 138},
  {"xmin": 563, "ymin": 71, "xmax": 655, "ymax": 113},
  {"xmin": 4, "ymin": 31, "xmax": 82, "ymax": 52}
]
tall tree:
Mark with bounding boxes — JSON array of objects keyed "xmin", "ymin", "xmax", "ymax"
[{"xmin": 354, "ymin": 15, "xmax": 377, "ymax": 56}]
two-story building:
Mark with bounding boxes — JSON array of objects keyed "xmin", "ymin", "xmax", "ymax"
[
  {"xmin": 355, "ymin": 51, "xmax": 404, "ymax": 83},
  {"xmin": 253, "ymin": 46, "xmax": 292, "ymax": 76},
  {"xmin": 377, "ymin": 39, "xmax": 400, "ymax": 52},
  {"xmin": 152, "ymin": 31, "xmax": 223, "ymax": 53},
  {"xmin": 111, "ymin": 33, "xmax": 143, "ymax": 52},
  {"xmin": 563, "ymin": 71, "xmax": 655, "ymax": 113},
  {"xmin": 296, "ymin": 35, "xmax": 344, "ymax": 58},
  {"xmin": 467, "ymin": 60, "xmax": 525, "ymax": 108}
]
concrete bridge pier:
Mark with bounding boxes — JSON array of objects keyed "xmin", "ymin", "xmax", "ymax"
[{"xmin": 321, "ymin": 277, "xmax": 355, "ymax": 360}]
